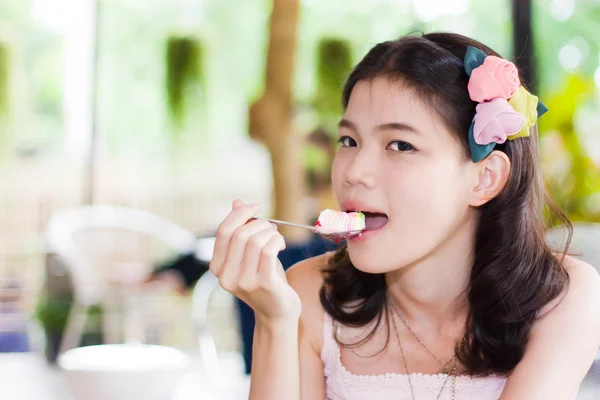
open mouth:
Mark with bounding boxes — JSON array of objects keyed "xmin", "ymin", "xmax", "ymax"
[
  {"xmin": 346, "ymin": 210, "xmax": 389, "ymax": 231},
  {"xmin": 363, "ymin": 212, "xmax": 389, "ymax": 231}
]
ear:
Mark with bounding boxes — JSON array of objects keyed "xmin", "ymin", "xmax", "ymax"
[{"xmin": 468, "ymin": 150, "xmax": 511, "ymax": 207}]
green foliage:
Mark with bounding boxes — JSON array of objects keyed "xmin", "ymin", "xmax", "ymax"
[
  {"xmin": 0, "ymin": 42, "xmax": 10, "ymax": 121},
  {"xmin": 35, "ymin": 294, "xmax": 72, "ymax": 334},
  {"xmin": 303, "ymin": 145, "xmax": 329, "ymax": 172},
  {"xmin": 539, "ymin": 75, "xmax": 600, "ymax": 223},
  {"xmin": 314, "ymin": 38, "xmax": 352, "ymax": 132},
  {"xmin": 36, "ymin": 292, "xmax": 104, "ymax": 334},
  {"xmin": 1, "ymin": 0, "xmax": 598, "ymax": 224},
  {"xmin": 534, "ymin": 0, "xmax": 600, "ymax": 94},
  {"xmin": 165, "ymin": 36, "xmax": 204, "ymax": 130},
  {"xmin": 530, "ymin": 0, "xmax": 600, "ymax": 224}
]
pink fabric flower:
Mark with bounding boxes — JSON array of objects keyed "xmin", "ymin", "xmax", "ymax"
[
  {"xmin": 468, "ymin": 56, "xmax": 520, "ymax": 102},
  {"xmin": 473, "ymin": 98, "xmax": 525, "ymax": 145}
]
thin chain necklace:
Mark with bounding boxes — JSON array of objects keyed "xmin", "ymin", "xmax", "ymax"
[
  {"xmin": 387, "ymin": 297, "xmax": 457, "ymax": 400},
  {"xmin": 388, "ymin": 298, "xmax": 456, "ymax": 374}
]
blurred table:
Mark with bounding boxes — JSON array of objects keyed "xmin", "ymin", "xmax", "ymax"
[
  {"xmin": 0, "ymin": 353, "xmax": 71, "ymax": 400},
  {"xmin": 2, "ymin": 352, "xmax": 600, "ymax": 399},
  {"xmin": 0, "ymin": 352, "xmax": 250, "ymax": 400}
]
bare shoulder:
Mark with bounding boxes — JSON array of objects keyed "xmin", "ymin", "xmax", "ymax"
[
  {"xmin": 535, "ymin": 255, "xmax": 600, "ymax": 336},
  {"xmin": 563, "ymin": 254, "xmax": 600, "ymax": 292},
  {"xmin": 286, "ymin": 252, "xmax": 331, "ymax": 295},
  {"xmin": 561, "ymin": 255, "xmax": 600, "ymax": 314},
  {"xmin": 563, "ymin": 253, "xmax": 599, "ymax": 277},
  {"xmin": 286, "ymin": 251, "xmax": 333, "ymax": 314},
  {"xmin": 286, "ymin": 251, "xmax": 335, "ymax": 350},
  {"xmin": 503, "ymin": 255, "xmax": 600, "ymax": 398},
  {"xmin": 541, "ymin": 255, "xmax": 600, "ymax": 315}
]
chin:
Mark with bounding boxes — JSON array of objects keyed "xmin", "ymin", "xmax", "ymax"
[
  {"xmin": 346, "ymin": 245, "xmax": 406, "ymax": 274},
  {"xmin": 348, "ymin": 236, "xmax": 423, "ymax": 274}
]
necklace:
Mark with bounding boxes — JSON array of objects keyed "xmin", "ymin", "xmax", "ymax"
[
  {"xmin": 388, "ymin": 299, "xmax": 456, "ymax": 374},
  {"xmin": 387, "ymin": 297, "xmax": 458, "ymax": 400}
]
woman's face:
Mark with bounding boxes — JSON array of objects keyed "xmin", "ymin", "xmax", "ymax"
[{"xmin": 332, "ymin": 77, "xmax": 475, "ymax": 273}]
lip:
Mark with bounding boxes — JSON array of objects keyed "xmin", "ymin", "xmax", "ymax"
[
  {"xmin": 348, "ymin": 225, "xmax": 384, "ymax": 242},
  {"xmin": 341, "ymin": 200, "xmax": 386, "ymax": 215},
  {"xmin": 340, "ymin": 199, "xmax": 388, "ymax": 243}
]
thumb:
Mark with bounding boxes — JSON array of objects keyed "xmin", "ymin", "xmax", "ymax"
[{"xmin": 232, "ymin": 199, "xmax": 245, "ymax": 209}]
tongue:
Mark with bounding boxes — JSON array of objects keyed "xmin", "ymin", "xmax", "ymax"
[{"xmin": 365, "ymin": 213, "xmax": 388, "ymax": 230}]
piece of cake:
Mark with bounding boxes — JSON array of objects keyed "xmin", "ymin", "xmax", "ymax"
[{"xmin": 315, "ymin": 209, "xmax": 366, "ymax": 234}]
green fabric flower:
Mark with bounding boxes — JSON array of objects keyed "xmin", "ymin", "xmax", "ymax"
[{"xmin": 508, "ymin": 86, "xmax": 539, "ymax": 140}]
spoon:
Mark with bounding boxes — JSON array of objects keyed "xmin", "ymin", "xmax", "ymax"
[{"xmin": 257, "ymin": 218, "xmax": 364, "ymax": 241}]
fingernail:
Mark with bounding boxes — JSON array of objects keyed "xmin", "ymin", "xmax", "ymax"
[
  {"xmin": 250, "ymin": 203, "xmax": 260, "ymax": 210},
  {"xmin": 232, "ymin": 199, "xmax": 245, "ymax": 208},
  {"xmin": 270, "ymin": 223, "xmax": 278, "ymax": 229}
]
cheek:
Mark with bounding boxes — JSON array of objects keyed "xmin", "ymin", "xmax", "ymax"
[
  {"xmin": 331, "ymin": 155, "xmax": 346, "ymax": 194},
  {"xmin": 388, "ymin": 158, "xmax": 469, "ymax": 233},
  {"xmin": 347, "ymin": 158, "xmax": 471, "ymax": 273}
]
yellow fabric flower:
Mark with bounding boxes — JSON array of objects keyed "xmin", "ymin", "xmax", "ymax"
[{"xmin": 507, "ymin": 86, "xmax": 539, "ymax": 140}]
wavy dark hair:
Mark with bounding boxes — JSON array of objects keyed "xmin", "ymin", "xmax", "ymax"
[{"xmin": 319, "ymin": 32, "xmax": 572, "ymax": 377}]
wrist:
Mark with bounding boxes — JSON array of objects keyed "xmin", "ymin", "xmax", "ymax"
[{"xmin": 255, "ymin": 314, "xmax": 299, "ymax": 335}]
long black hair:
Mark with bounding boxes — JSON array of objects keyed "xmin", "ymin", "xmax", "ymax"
[{"xmin": 319, "ymin": 32, "xmax": 571, "ymax": 376}]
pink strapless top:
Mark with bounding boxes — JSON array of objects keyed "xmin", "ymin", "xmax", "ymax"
[{"xmin": 320, "ymin": 312, "xmax": 507, "ymax": 400}]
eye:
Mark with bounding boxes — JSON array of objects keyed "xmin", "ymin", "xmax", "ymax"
[
  {"xmin": 387, "ymin": 141, "xmax": 415, "ymax": 152},
  {"xmin": 337, "ymin": 136, "xmax": 357, "ymax": 148}
]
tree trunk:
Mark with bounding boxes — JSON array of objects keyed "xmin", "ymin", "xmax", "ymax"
[{"xmin": 249, "ymin": 0, "xmax": 306, "ymax": 240}]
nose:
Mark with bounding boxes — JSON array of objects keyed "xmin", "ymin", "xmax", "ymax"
[{"xmin": 342, "ymin": 146, "xmax": 377, "ymax": 188}]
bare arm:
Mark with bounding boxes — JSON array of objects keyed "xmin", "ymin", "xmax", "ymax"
[
  {"xmin": 250, "ymin": 317, "xmax": 300, "ymax": 400},
  {"xmin": 287, "ymin": 256, "xmax": 329, "ymax": 400},
  {"xmin": 209, "ymin": 200, "xmax": 302, "ymax": 400},
  {"xmin": 500, "ymin": 257, "xmax": 600, "ymax": 399},
  {"xmin": 211, "ymin": 200, "xmax": 329, "ymax": 400},
  {"xmin": 249, "ymin": 253, "xmax": 328, "ymax": 400}
]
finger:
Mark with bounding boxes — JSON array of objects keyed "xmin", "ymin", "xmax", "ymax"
[
  {"xmin": 232, "ymin": 199, "xmax": 245, "ymax": 209},
  {"xmin": 257, "ymin": 234, "xmax": 286, "ymax": 288},
  {"xmin": 222, "ymin": 218, "xmax": 273, "ymax": 275},
  {"xmin": 210, "ymin": 203, "xmax": 260, "ymax": 276},
  {"xmin": 232, "ymin": 199, "xmax": 259, "ymax": 210},
  {"xmin": 219, "ymin": 219, "xmax": 273, "ymax": 290},
  {"xmin": 238, "ymin": 226, "xmax": 280, "ymax": 290}
]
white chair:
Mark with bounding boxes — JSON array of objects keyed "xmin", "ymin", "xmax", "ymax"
[
  {"xmin": 190, "ymin": 237, "xmax": 249, "ymax": 398},
  {"xmin": 191, "ymin": 272, "xmax": 221, "ymax": 385},
  {"xmin": 44, "ymin": 205, "xmax": 197, "ymax": 354}
]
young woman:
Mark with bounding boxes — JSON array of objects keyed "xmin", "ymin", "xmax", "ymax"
[{"xmin": 210, "ymin": 32, "xmax": 600, "ymax": 399}]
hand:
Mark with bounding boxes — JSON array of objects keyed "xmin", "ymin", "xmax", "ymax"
[{"xmin": 210, "ymin": 200, "xmax": 301, "ymax": 323}]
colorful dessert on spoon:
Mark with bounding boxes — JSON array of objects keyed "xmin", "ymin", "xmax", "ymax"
[{"xmin": 314, "ymin": 208, "xmax": 388, "ymax": 242}]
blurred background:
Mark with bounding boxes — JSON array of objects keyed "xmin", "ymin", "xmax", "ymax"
[{"xmin": 0, "ymin": 0, "xmax": 599, "ymax": 399}]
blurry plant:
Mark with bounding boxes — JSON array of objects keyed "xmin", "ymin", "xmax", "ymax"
[
  {"xmin": 303, "ymin": 127, "xmax": 334, "ymax": 192},
  {"xmin": 35, "ymin": 293, "xmax": 103, "ymax": 335},
  {"xmin": 539, "ymin": 74, "xmax": 600, "ymax": 224},
  {"xmin": 165, "ymin": 36, "xmax": 204, "ymax": 131},
  {"xmin": 534, "ymin": 0, "xmax": 600, "ymax": 94},
  {"xmin": 36, "ymin": 293, "xmax": 104, "ymax": 363},
  {"xmin": 35, "ymin": 293, "xmax": 73, "ymax": 334},
  {"xmin": 0, "ymin": 41, "xmax": 11, "ymax": 126},
  {"xmin": 314, "ymin": 38, "xmax": 352, "ymax": 133}
]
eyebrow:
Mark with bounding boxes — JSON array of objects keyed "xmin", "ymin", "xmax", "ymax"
[{"xmin": 338, "ymin": 119, "xmax": 421, "ymax": 135}]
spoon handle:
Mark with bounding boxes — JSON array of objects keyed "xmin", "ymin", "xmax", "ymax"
[{"xmin": 261, "ymin": 218, "xmax": 317, "ymax": 231}]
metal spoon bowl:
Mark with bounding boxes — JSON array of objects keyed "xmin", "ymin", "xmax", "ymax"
[{"xmin": 258, "ymin": 218, "xmax": 364, "ymax": 241}]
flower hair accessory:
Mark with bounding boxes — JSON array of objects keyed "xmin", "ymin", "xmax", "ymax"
[{"xmin": 464, "ymin": 46, "xmax": 548, "ymax": 162}]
